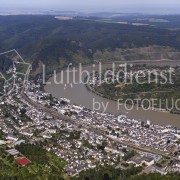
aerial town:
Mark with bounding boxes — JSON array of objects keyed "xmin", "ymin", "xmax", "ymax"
[
  {"xmin": 0, "ymin": 65, "xmax": 180, "ymax": 177},
  {"xmin": 1, "ymin": 1, "xmax": 180, "ymax": 178}
]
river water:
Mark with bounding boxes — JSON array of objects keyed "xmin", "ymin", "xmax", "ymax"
[{"xmin": 45, "ymin": 61, "xmax": 180, "ymax": 128}]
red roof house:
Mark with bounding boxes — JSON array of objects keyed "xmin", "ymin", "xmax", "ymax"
[{"xmin": 16, "ymin": 158, "xmax": 31, "ymax": 166}]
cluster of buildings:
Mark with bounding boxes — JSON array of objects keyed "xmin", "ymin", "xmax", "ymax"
[
  {"xmin": 0, "ymin": 79, "xmax": 179, "ymax": 176},
  {"xmin": 113, "ymin": 115, "xmax": 179, "ymax": 153}
]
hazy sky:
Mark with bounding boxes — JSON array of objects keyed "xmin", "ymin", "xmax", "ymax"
[{"xmin": 1, "ymin": 0, "xmax": 180, "ymax": 11}]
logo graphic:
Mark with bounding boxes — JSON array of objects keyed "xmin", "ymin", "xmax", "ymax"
[{"xmin": 0, "ymin": 49, "xmax": 32, "ymax": 99}]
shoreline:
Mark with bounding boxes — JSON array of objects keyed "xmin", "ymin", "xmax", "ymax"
[
  {"xmin": 85, "ymin": 79, "xmax": 180, "ymax": 115},
  {"xmin": 45, "ymin": 62, "xmax": 180, "ymax": 128}
]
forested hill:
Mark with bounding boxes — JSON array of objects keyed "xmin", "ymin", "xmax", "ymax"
[{"xmin": 0, "ymin": 15, "xmax": 180, "ymax": 74}]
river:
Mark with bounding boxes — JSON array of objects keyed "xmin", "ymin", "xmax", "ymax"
[{"xmin": 45, "ymin": 61, "xmax": 180, "ymax": 128}]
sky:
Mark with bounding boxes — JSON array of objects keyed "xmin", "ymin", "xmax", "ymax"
[{"xmin": 0, "ymin": 0, "xmax": 180, "ymax": 11}]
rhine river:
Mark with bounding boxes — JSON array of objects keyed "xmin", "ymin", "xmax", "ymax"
[{"xmin": 45, "ymin": 61, "xmax": 180, "ymax": 128}]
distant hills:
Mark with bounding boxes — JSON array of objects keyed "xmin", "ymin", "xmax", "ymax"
[{"xmin": 1, "ymin": 15, "xmax": 180, "ymax": 75}]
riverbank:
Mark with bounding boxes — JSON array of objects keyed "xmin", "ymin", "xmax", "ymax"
[
  {"xmin": 85, "ymin": 81, "xmax": 174, "ymax": 114},
  {"xmin": 45, "ymin": 62, "xmax": 180, "ymax": 128}
]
